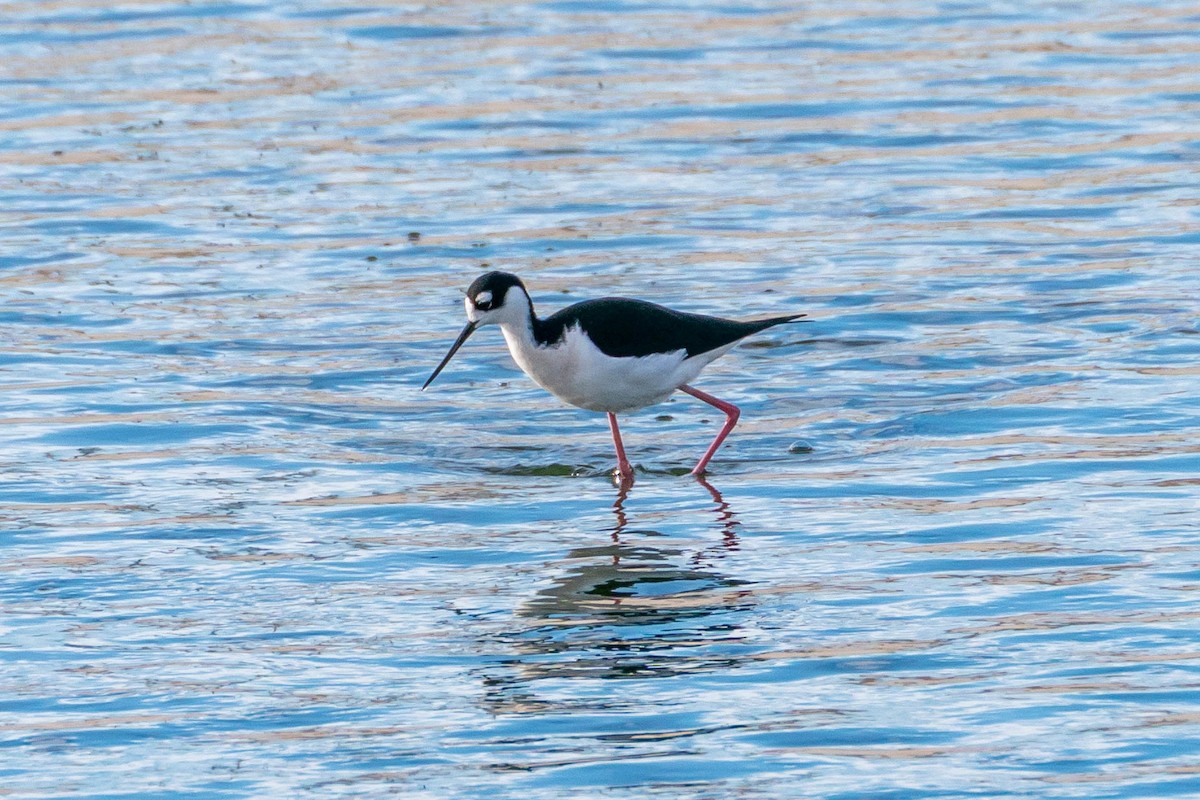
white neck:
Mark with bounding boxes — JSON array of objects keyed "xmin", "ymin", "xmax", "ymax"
[{"xmin": 497, "ymin": 299, "xmax": 539, "ymax": 360}]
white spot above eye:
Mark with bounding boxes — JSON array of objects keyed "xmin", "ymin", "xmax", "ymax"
[{"xmin": 474, "ymin": 290, "xmax": 493, "ymax": 306}]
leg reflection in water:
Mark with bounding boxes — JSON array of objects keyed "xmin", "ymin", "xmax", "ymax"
[{"xmin": 610, "ymin": 476, "xmax": 741, "ymax": 554}]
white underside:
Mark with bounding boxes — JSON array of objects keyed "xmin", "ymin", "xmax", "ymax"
[{"xmin": 500, "ymin": 322, "xmax": 734, "ymax": 413}]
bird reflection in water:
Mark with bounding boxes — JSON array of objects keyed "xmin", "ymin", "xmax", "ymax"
[{"xmin": 483, "ymin": 480, "xmax": 754, "ymax": 709}]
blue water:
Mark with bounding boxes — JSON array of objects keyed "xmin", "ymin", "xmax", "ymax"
[{"xmin": 2, "ymin": 1, "xmax": 1199, "ymax": 798}]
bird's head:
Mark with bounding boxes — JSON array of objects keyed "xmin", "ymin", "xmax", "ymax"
[
  {"xmin": 422, "ymin": 271, "xmax": 531, "ymax": 391},
  {"xmin": 463, "ymin": 271, "xmax": 530, "ymax": 328}
]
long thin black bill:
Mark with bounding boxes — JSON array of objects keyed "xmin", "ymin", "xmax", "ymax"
[{"xmin": 421, "ymin": 320, "xmax": 478, "ymax": 390}]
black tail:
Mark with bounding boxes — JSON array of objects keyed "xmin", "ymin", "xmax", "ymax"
[
  {"xmin": 691, "ymin": 312, "xmax": 805, "ymax": 357},
  {"xmin": 748, "ymin": 313, "xmax": 806, "ymax": 332},
  {"xmin": 688, "ymin": 312, "xmax": 805, "ymax": 358}
]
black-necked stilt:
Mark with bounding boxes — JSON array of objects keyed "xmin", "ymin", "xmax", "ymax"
[{"xmin": 422, "ymin": 271, "xmax": 803, "ymax": 483}]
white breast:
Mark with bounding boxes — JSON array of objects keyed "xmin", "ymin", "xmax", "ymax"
[{"xmin": 499, "ymin": 323, "xmax": 730, "ymax": 413}]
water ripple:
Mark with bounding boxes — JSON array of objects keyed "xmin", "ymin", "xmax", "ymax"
[{"xmin": 2, "ymin": 0, "xmax": 1199, "ymax": 798}]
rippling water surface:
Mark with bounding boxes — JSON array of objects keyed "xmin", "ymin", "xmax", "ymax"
[{"xmin": 3, "ymin": 1, "xmax": 1200, "ymax": 797}]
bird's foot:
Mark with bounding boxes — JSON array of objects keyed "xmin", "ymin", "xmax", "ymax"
[{"xmin": 613, "ymin": 461, "xmax": 635, "ymax": 487}]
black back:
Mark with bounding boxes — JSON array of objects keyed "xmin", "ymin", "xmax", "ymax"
[{"xmin": 533, "ymin": 297, "xmax": 803, "ymax": 359}]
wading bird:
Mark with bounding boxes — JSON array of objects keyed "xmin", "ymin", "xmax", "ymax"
[{"xmin": 422, "ymin": 271, "xmax": 802, "ymax": 484}]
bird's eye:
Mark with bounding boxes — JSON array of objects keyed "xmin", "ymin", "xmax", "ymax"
[{"xmin": 473, "ymin": 290, "xmax": 494, "ymax": 310}]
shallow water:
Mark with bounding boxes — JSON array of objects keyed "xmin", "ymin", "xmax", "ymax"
[{"xmin": 3, "ymin": 1, "xmax": 1200, "ymax": 797}]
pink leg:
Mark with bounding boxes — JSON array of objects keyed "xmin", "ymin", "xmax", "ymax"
[
  {"xmin": 607, "ymin": 412, "xmax": 635, "ymax": 483},
  {"xmin": 679, "ymin": 385, "xmax": 741, "ymax": 476}
]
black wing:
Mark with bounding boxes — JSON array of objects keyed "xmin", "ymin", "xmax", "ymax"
[{"xmin": 534, "ymin": 297, "xmax": 803, "ymax": 359}]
